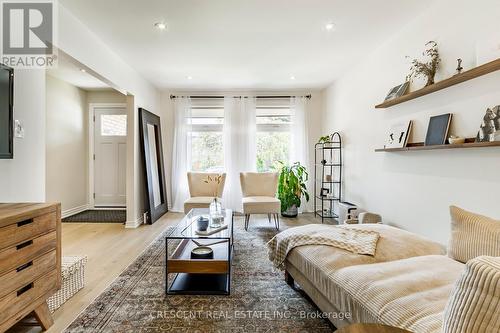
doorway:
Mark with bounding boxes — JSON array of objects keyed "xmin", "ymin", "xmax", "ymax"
[{"xmin": 91, "ymin": 104, "xmax": 127, "ymax": 208}]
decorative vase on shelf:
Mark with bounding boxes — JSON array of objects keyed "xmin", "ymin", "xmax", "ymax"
[{"xmin": 209, "ymin": 197, "xmax": 224, "ymax": 228}]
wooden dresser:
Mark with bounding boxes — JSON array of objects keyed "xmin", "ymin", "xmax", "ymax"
[{"xmin": 0, "ymin": 203, "xmax": 61, "ymax": 332}]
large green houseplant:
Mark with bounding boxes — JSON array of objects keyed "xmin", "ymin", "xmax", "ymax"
[{"xmin": 276, "ymin": 161, "xmax": 310, "ymax": 217}]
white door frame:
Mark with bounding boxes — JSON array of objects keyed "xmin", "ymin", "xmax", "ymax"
[{"xmin": 88, "ymin": 103, "xmax": 127, "ymax": 208}]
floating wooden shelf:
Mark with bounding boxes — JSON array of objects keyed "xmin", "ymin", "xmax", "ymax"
[
  {"xmin": 375, "ymin": 58, "xmax": 500, "ymax": 109},
  {"xmin": 375, "ymin": 138, "xmax": 500, "ymax": 152}
]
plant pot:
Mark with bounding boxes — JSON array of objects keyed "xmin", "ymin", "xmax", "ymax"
[{"xmin": 281, "ymin": 205, "xmax": 298, "ymax": 218}]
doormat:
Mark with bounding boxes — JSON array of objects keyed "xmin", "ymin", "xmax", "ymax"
[{"xmin": 63, "ymin": 210, "xmax": 126, "ymax": 223}]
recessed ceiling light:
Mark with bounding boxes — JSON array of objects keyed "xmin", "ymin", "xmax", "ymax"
[
  {"xmin": 186, "ymin": 76, "xmax": 193, "ymax": 80},
  {"xmin": 154, "ymin": 22, "xmax": 167, "ymax": 30},
  {"xmin": 325, "ymin": 22, "xmax": 336, "ymax": 31},
  {"xmin": 290, "ymin": 75, "xmax": 296, "ymax": 80},
  {"xmin": 80, "ymin": 68, "xmax": 86, "ymax": 73}
]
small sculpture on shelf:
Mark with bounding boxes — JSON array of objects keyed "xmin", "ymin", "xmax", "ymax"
[
  {"xmin": 455, "ymin": 58, "xmax": 464, "ymax": 75},
  {"xmin": 406, "ymin": 41, "xmax": 441, "ymax": 87},
  {"xmin": 476, "ymin": 106, "xmax": 500, "ymax": 142}
]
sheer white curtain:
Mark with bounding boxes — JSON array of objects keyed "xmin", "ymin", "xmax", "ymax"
[
  {"xmin": 289, "ymin": 96, "xmax": 311, "ymax": 212},
  {"xmin": 223, "ymin": 96, "xmax": 256, "ymax": 212},
  {"xmin": 171, "ymin": 97, "xmax": 192, "ymax": 212}
]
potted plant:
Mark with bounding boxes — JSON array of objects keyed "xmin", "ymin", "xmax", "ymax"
[
  {"xmin": 276, "ymin": 161, "xmax": 310, "ymax": 217},
  {"xmin": 318, "ymin": 134, "xmax": 334, "ymax": 147},
  {"xmin": 318, "ymin": 135, "xmax": 331, "ymax": 144}
]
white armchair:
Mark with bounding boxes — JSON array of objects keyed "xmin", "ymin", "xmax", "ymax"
[
  {"xmin": 240, "ymin": 172, "xmax": 280, "ymax": 230},
  {"xmin": 183, "ymin": 172, "xmax": 226, "ymax": 214}
]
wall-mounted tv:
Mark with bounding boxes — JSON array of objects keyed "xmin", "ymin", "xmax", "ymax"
[{"xmin": 0, "ymin": 64, "xmax": 13, "ymax": 159}]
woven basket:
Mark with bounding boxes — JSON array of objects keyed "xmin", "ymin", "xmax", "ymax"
[{"xmin": 47, "ymin": 255, "xmax": 88, "ymax": 312}]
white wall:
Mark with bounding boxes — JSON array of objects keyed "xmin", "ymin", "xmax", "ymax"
[
  {"xmin": 57, "ymin": 6, "xmax": 158, "ymax": 110},
  {"xmin": 0, "ymin": 4, "xmax": 160, "ymax": 228},
  {"xmin": 46, "ymin": 75, "xmax": 88, "ymax": 213},
  {"xmin": 0, "ymin": 4, "xmax": 160, "ymax": 225},
  {"xmin": 0, "ymin": 70, "xmax": 46, "ymax": 202},
  {"xmin": 87, "ymin": 90, "xmax": 126, "ymax": 104},
  {"xmin": 322, "ymin": 0, "xmax": 500, "ymax": 243},
  {"xmin": 161, "ymin": 90, "xmax": 324, "ymax": 211},
  {"xmin": 45, "ymin": 79, "xmax": 127, "ymax": 216},
  {"xmin": 57, "ymin": 4, "xmax": 161, "ymax": 226}
]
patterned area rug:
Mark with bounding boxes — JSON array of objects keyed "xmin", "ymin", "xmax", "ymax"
[
  {"xmin": 63, "ymin": 210, "xmax": 126, "ymax": 223},
  {"xmin": 65, "ymin": 223, "xmax": 334, "ymax": 332}
]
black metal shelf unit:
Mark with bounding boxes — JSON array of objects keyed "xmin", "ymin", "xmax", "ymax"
[{"xmin": 314, "ymin": 132, "xmax": 342, "ymax": 223}]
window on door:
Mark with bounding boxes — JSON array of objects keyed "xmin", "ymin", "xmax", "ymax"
[
  {"xmin": 256, "ymin": 104, "xmax": 291, "ymax": 172},
  {"xmin": 190, "ymin": 103, "xmax": 224, "ymax": 172},
  {"xmin": 100, "ymin": 114, "xmax": 127, "ymax": 136}
]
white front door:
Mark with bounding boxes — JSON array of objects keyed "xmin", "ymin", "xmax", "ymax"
[{"xmin": 94, "ymin": 107, "xmax": 127, "ymax": 207}]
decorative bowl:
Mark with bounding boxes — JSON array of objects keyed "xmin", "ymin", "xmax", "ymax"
[
  {"xmin": 191, "ymin": 246, "xmax": 213, "ymax": 259},
  {"xmin": 448, "ymin": 137, "xmax": 465, "ymax": 145}
]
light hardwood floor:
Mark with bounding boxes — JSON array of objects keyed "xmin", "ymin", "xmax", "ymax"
[{"xmin": 9, "ymin": 212, "xmax": 322, "ymax": 333}]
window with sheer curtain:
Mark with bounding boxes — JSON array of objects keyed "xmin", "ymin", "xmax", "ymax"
[
  {"xmin": 256, "ymin": 103, "xmax": 291, "ymax": 172},
  {"xmin": 188, "ymin": 100, "xmax": 293, "ymax": 173},
  {"xmin": 173, "ymin": 96, "xmax": 308, "ymax": 212},
  {"xmin": 189, "ymin": 101, "xmax": 224, "ymax": 172}
]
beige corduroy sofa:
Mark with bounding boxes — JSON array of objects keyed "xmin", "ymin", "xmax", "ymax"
[{"xmin": 284, "ymin": 206, "xmax": 499, "ymax": 333}]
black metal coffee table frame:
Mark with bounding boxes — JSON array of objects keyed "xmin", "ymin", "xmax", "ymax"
[{"xmin": 165, "ymin": 208, "xmax": 233, "ymax": 295}]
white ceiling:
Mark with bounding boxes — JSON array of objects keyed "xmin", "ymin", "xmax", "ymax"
[
  {"xmin": 61, "ymin": 0, "xmax": 435, "ymax": 90},
  {"xmin": 47, "ymin": 54, "xmax": 111, "ymax": 90}
]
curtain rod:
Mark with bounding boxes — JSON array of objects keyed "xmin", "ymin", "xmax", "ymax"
[{"xmin": 169, "ymin": 94, "xmax": 312, "ymax": 100}]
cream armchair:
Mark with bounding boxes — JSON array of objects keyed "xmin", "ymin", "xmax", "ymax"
[
  {"xmin": 240, "ymin": 172, "xmax": 280, "ymax": 231},
  {"xmin": 184, "ymin": 172, "xmax": 226, "ymax": 214}
]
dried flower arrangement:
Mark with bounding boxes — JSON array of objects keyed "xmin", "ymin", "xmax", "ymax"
[
  {"xmin": 204, "ymin": 174, "xmax": 223, "ymax": 198},
  {"xmin": 406, "ymin": 41, "xmax": 441, "ymax": 87}
]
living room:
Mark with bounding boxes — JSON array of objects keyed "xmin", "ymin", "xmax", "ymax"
[{"xmin": 0, "ymin": 0, "xmax": 499, "ymax": 332}]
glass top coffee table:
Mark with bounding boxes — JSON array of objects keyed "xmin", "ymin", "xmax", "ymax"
[{"xmin": 165, "ymin": 208, "xmax": 233, "ymax": 295}]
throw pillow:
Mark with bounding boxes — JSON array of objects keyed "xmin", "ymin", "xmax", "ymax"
[
  {"xmin": 442, "ymin": 256, "xmax": 500, "ymax": 333},
  {"xmin": 448, "ymin": 206, "xmax": 500, "ymax": 263}
]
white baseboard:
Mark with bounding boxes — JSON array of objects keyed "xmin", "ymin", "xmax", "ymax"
[
  {"xmin": 125, "ymin": 215, "xmax": 144, "ymax": 229},
  {"xmin": 62, "ymin": 204, "xmax": 90, "ymax": 219}
]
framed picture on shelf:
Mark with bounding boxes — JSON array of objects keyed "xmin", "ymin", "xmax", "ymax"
[
  {"xmin": 384, "ymin": 82, "xmax": 409, "ymax": 101},
  {"xmin": 425, "ymin": 113, "xmax": 452, "ymax": 146},
  {"xmin": 384, "ymin": 120, "xmax": 413, "ymax": 149},
  {"xmin": 320, "ymin": 188, "xmax": 329, "ymax": 197}
]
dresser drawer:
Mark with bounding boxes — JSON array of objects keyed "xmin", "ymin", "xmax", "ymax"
[
  {"xmin": 0, "ymin": 231, "xmax": 56, "ymax": 275},
  {"xmin": 0, "ymin": 270, "xmax": 58, "ymax": 324},
  {"xmin": 0, "ymin": 250, "xmax": 56, "ymax": 299},
  {"xmin": 0, "ymin": 212, "xmax": 56, "ymax": 251}
]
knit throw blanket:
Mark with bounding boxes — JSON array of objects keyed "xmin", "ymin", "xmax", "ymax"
[{"xmin": 267, "ymin": 224, "xmax": 380, "ymax": 269}]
